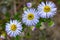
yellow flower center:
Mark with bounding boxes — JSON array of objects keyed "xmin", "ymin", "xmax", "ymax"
[
  {"xmin": 27, "ymin": 13, "xmax": 34, "ymax": 20},
  {"xmin": 11, "ymin": 24, "xmax": 17, "ymax": 31},
  {"xmin": 44, "ymin": 6, "xmax": 51, "ymax": 12}
]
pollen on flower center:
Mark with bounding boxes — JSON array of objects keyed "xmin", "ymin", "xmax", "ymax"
[
  {"xmin": 44, "ymin": 6, "xmax": 51, "ymax": 12},
  {"xmin": 27, "ymin": 13, "xmax": 34, "ymax": 20},
  {"xmin": 11, "ymin": 24, "xmax": 17, "ymax": 31}
]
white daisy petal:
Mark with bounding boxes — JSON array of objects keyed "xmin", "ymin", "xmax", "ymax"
[
  {"xmin": 41, "ymin": 2, "xmax": 45, "ymax": 6},
  {"xmin": 10, "ymin": 20, "xmax": 13, "ymax": 24},
  {"xmin": 51, "ymin": 8, "xmax": 57, "ymax": 12}
]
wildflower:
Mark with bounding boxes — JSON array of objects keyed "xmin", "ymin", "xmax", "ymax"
[
  {"xmin": 22, "ymin": 8, "xmax": 39, "ymax": 26},
  {"xmin": 27, "ymin": 2, "xmax": 32, "ymax": 8},
  {"xmin": 5, "ymin": 20, "xmax": 22, "ymax": 37},
  {"xmin": 38, "ymin": 1, "xmax": 57, "ymax": 18}
]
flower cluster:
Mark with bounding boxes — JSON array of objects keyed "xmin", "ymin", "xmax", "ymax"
[{"xmin": 4, "ymin": 1, "xmax": 57, "ymax": 38}]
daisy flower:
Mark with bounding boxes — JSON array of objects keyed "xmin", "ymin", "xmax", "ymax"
[
  {"xmin": 27, "ymin": 2, "xmax": 32, "ymax": 8},
  {"xmin": 38, "ymin": 1, "xmax": 57, "ymax": 18},
  {"xmin": 5, "ymin": 20, "xmax": 22, "ymax": 37},
  {"xmin": 22, "ymin": 8, "xmax": 39, "ymax": 26}
]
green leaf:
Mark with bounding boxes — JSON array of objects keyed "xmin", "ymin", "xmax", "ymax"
[
  {"xmin": 36, "ymin": 19, "xmax": 41, "ymax": 28},
  {"xmin": 22, "ymin": 24, "xmax": 26, "ymax": 31},
  {"xmin": 26, "ymin": 32, "xmax": 31, "ymax": 38},
  {"xmin": 40, "ymin": 18, "xmax": 47, "ymax": 22},
  {"xmin": 5, "ymin": 12, "xmax": 10, "ymax": 19},
  {"xmin": 48, "ymin": 20, "xmax": 54, "ymax": 27},
  {"xmin": 13, "ymin": 13, "xmax": 21, "ymax": 21},
  {"xmin": 15, "ymin": 35, "xmax": 20, "ymax": 40}
]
